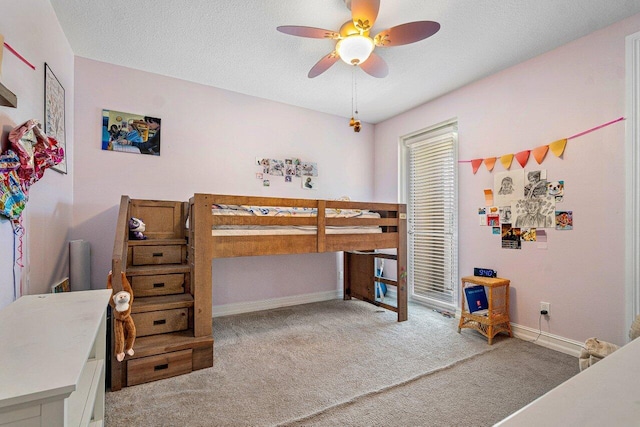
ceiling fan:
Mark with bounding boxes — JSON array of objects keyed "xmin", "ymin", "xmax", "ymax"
[{"xmin": 277, "ymin": 0, "xmax": 440, "ymax": 78}]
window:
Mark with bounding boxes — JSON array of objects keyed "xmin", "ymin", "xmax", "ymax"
[{"xmin": 400, "ymin": 119, "xmax": 458, "ymax": 310}]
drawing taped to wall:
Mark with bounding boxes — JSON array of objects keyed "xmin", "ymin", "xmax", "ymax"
[
  {"xmin": 302, "ymin": 176, "xmax": 318, "ymax": 190},
  {"xmin": 494, "ymin": 170, "xmax": 524, "ymax": 207},
  {"xmin": 501, "ymin": 224, "xmax": 521, "ymax": 249},
  {"xmin": 524, "ymin": 170, "xmax": 548, "ymax": 198},
  {"xmin": 298, "ymin": 162, "xmax": 318, "ymax": 177},
  {"xmin": 102, "ymin": 109, "xmax": 161, "ymax": 156},
  {"xmin": 499, "ymin": 206, "xmax": 512, "ymax": 224},
  {"xmin": 548, "ymin": 180, "xmax": 565, "ymax": 202},
  {"xmin": 512, "ymin": 195, "xmax": 555, "ymax": 228},
  {"xmin": 555, "ymin": 210, "xmax": 573, "ymax": 230},
  {"xmin": 521, "ymin": 228, "xmax": 537, "ymax": 241}
]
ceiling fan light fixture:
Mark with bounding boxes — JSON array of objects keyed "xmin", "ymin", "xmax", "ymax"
[{"xmin": 337, "ymin": 35, "xmax": 374, "ymax": 65}]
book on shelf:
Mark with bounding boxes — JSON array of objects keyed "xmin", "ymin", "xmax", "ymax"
[{"xmin": 464, "ymin": 285, "xmax": 488, "ymax": 315}]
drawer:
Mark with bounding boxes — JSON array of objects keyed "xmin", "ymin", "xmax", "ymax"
[
  {"xmin": 127, "ymin": 349, "xmax": 192, "ymax": 386},
  {"xmin": 132, "ymin": 245, "xmax": 182, "ymax": 265},
  {"xmin": 132, "ymin": 308, "xmax": 188, "ymax": 337},
  {"xmin": 129, "ymin": 274, "xmax": 185, "ymax": 297}
]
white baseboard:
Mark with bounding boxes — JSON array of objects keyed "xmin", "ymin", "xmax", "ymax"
[
  {"xmin": 452, "ymin": 307, "xmax": 583, "ymax": 357},
  {"xmin": 212, "ymin": 290, "xmax": 342, "ymax": 318},
  {"xmin": 510, "ymin": 322, "xmax": 584, "ymax": 357}
]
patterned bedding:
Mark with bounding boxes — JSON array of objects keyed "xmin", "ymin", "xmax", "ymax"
[{"xmin": 211, "ymin": 204, "xmax": 381, "ymax": 218}]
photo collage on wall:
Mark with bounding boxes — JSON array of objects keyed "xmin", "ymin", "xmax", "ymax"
[
  {"xmin": 256, "ymin": 158, "xmax": 318, "ymax": 189},
  {"xmin": 478, "ymin": 169, "xmax": 572, "ymax": 250}
]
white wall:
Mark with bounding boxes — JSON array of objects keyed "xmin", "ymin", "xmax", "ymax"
[
  {"xmin": 72, "ymin": 57, "xmax": 375, "ymax": 308},
  {"xmin": 375, "ymin": 13, "xmax": 640, "ymax": 346},
  {"xmin": 0, "ymin": 0, "xmax": 74, "ymax": 309}
]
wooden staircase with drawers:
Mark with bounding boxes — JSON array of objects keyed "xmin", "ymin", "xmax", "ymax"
[{"xmin": 109, "ymin": 196, "xmax": 213, "ymax": 390}]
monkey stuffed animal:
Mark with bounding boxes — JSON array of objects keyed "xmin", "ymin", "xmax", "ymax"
[{"xmin": 107, "ymin": 271, "xmax": 136, "ymax": 362}]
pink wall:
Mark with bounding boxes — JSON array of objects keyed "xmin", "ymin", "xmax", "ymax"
[
  {"xmin": 374, "ymin": 14, "xmax": 640, "ymax": 345},
  {"xmin": 72, "ymin": 58, "xmax": 375, "ymax": 308},
  {"xmin": 0, "ymin": 0, "xmax": 74, "ymax": 308}
]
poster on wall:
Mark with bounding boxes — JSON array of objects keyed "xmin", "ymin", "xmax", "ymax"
[
  {"xmin": 494, "ymin": 170, "xmax": 524, "ymax": 207},
  {"xmin": 101, "ymin": 109, "xmax": 161, "ymax": 156},
  {"xmin": 45, "ymin": 63, "xmax": 66, "ymax": 173},
  {"xmin": 511, "ymin": 195, "xmax": 555, "ymax": 228}
]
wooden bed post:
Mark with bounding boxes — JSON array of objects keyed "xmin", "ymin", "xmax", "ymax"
[
  {"xmin": 191, "ymin": 194, "xmax": 213, "ymax": 337},
  {"xmin": 397, "ymin": 204, "xmax": 408, "ymax": 322}
]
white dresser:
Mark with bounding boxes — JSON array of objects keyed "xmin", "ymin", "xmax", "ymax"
[{"xmin": 0, "ymin": 290, "xmax": 111, "ymax": 427}]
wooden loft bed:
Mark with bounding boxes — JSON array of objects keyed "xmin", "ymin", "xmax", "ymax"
[{"xmin": 110, "ymin": 194, "xmax": 407, "ymax": 389}]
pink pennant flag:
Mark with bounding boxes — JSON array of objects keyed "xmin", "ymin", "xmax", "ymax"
[
  {"xmin": 532, "ymin": 145, "xmax": 549, "ymax": 164},
  {"xmin": 471, "ymin": 159, "xmax": 483, "ymax": 174},
  {"xmin": 515, "ymin": 150, "xmax": 530, "ymax": 168},
  {"xmin": 549, "ymin": 139, "xmax": 567, "ymax": 157},
  {"xmin": 500, "ymin": 154, "xmax": 514, "ymax": 170},
  {"xmin": 484, "ymin": 157, "xmax": 497, "ymax": 172}
]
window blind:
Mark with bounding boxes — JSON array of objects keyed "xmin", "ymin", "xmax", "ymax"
[{"xmin": 406, "ymin": 128, "xmax": 458, "ymax": 305}]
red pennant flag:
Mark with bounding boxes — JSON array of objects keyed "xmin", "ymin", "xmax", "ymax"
[
  {"xmin": 471, "ymin": 159, "xmax": 483, "ymax": 174},
  {"xmin": 515, "ymin": 150, "xmax": 530, "ymax": 168}
]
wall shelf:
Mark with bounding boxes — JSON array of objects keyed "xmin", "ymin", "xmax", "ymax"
[{"xmin": 0, "ymin": 82, "xmax": 17, "ymax": 108}]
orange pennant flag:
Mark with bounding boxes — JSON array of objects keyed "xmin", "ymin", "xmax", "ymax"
[
  {"xmin": 484, "ymin": 157, "xmax": 497, "ymax": 172},
  {"xmin": 549, "ymin": 138, "xmax": 567, "ymax": 157},
  {"xmin": 500, "ymin": 154, "xmax": 514, "ymax": 170},
  {"xmin": 532, "ymin": 145, "xmax": 549, "ymax": 164},
  {"xmin": 515, "ymin": 150, "xmax": 530, "ymax": 168},
  {"xmin": 471, "ymin": 159, "xmax": 483, "ymax": 174}
]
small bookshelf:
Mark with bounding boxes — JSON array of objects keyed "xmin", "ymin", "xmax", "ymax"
[{"xmin": 458, "ymin": 276, "xmax": 512, "ymax": 344}]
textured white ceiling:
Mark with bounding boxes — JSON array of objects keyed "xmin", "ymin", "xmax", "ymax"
[{"xmin": 50, "ymin": 0, "xmax": 640, "ymax": 123}]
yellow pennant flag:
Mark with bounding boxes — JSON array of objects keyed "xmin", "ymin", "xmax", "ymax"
[
  {"xmin": 532, "ymin": 145, "xmax": 549, "ymax": 164},
  {"xmin": 500, "ymin": 154, "xmax": 514, "ymax": 170},
  {"xmin": 549, "ymin": 139, "xmax": 567, "ymax": 157},
  {"xmin": 484, "ymin": 157, "xmax": 497, "ymax": 172}
]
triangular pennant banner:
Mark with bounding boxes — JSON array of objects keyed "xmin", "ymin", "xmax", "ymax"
[
  {"xmin": 500, "ymin": 154, "xmax": 514, "ymax": 170},
  {"xmin": 532, "ymin": 145, "xmax": 549, "ymax": 164},
  {"xmin": 515, "ymin": 150, "xmax": 530, "ymax": 168},
  {"xmin": 471, "ymin": 159, "xmax": 483, "ymax": 174},
  {"xmin": 484, "ymin": 157, "xmax": 497, "ymax": 172},
  {"xmin": 549, "ymin": 138, "xmax": 567, "ymax": 157}
]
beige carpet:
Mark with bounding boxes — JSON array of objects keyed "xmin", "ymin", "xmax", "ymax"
[{"xmin": 105, "ymin": 299, "xmax": 579, "ymax": 426}]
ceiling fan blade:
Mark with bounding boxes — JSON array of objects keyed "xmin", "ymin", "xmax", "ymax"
[
  {"xmin": 308, "ymin": 51, "xmax": 340, "ymax": 78},
  {"xmin": 374, "ymin": 21, "xmax": 441, "ymax": 47},
  {"xmin": 351, "ymin": 0, "xmax": 380, "ymax": 33},
  {"xmin": 359, "ymin": 52, "xmax": 388, "ymax": 78},
  {"xmin": 277, "ymin": 26, "xmax": 339, "ymax": 39}
]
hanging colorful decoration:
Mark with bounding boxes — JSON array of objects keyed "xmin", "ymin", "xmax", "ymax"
[
  {"xmin": 532, "ymin": 145, "xmax": 549, "ymax": 164},
  {"xmin": 471, "ymin": 159, "xmax": 483, "ymax": 174},
  {"xmin": 500, "ymin": 154, "xmax": 514, "ymax": 170},
  {"xmin": 549, "ymin": 139, "xmax": 567, "ymax": 157},
  {"xmin": 515, "ymin": 150, "xmax": 530, "ymax": 168},
  {"xmin": 463, "ymin": 117, "xmax": 624, "ymax": 174},
  {"xmin": 483, "ymin": 157, "xmax": 497, "ymax": 172}
]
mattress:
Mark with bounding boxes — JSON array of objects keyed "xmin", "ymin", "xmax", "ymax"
[
  {"xmin": 211, "ymin": 204, "xmax": 381, "ymax": 218},
  {"xmin": 211, "ymin": 204, "xmax": 383, "ymax": 236}
]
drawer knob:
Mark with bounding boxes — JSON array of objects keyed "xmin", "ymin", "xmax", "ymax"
[
  {"xmin": 152, "ymin": 252, "xmax": 164, "ymax": 257},
  {"xmin": 153, "ymin": 319, "xmax": 167, "ymax": 325},
  {"xmin": 154, "ymin": 364, "xmax": 169, "ymax": 371},
  {"xmin": 153, "ymin": 282, "xmax": 165, "ymax": 288}
]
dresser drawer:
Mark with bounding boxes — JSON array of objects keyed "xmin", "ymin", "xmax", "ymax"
[
  {"xmin": 129, "ymin": 273, "xmax": 185, "ymax": 297},
  {"xmin": 132, "ymin": 308, "xmax": 188, "ymax": 337},
  {"xmin": 132, "ymin": 245, "xmax": 182, "ymax": 265},
  {"xmin": 127, "ymin": 349, "xmax": 192, "ymax": 386}
]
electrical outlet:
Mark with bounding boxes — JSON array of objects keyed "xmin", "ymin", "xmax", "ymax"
[{"xmin": 540, "ymin": 301, "xmax": 550, "ymax": 315}]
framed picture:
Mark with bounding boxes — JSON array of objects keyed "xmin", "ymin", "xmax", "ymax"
[
  {"xmin": 44, "ymin": 63, "xmax": 67, "ymax": 173},
  {"xmin": 51, "ymin": 277, "xmax": 70, "ymax": 293},
  {"xmin": 102, "ymin": 109, "xmax": 161, "ymax": 156}
]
